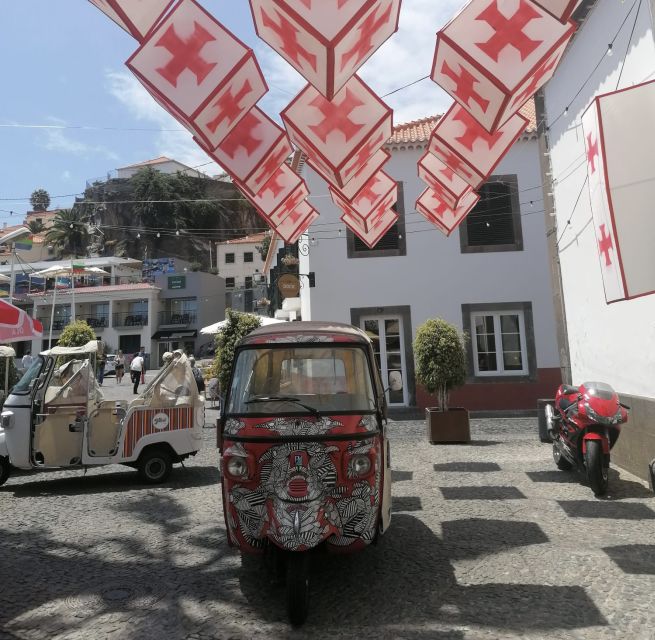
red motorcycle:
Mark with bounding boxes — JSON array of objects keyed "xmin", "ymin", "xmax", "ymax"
[{"xmin": 545, "ymin": 382, "xmax": 628, "ymax": 496}]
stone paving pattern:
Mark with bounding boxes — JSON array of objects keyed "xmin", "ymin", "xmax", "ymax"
[{"xmin": 1, "ymin": 416, "xmax": 654, "ymax": 640}]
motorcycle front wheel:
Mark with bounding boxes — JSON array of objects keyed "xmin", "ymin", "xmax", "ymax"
[
  {"xmin": 585, "ymin": 440, "xmax": 609, "ymax": 496},
  {"xmin": 286, "ymin": 552, "xmax": 310, "ymax": 627}
]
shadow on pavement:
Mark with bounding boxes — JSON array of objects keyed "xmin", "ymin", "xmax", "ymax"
[
  {"xmin": 527, "ymin": 469, "xmax": 653, "ymax": 499},
  {"xmin": 440, "ymin": 486, "xmax": 526, "ymax": 500},
  {"xmin": 434, "ymin": 462, "xmax": 501, "ymax": 473},
  {"xmin": 602, "ymin": 544, "xmax": 655, "ymax": 575},
  {"xmin": 1, "ymin": 465, "xmax": 219, "ymax": 497},
  {"xmin": 238, "ymin": 514, "xmax": 606, "ymax": 633},
  {"xmin": 558, "ymin": 500, "xmax": 655, "ymax": 519}
]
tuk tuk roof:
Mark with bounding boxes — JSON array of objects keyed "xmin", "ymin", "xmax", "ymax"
[
  {"xmin": 40, "ymin": 340, "xmax": 98, "ymax": 356},
  {"xmin": 240, "ymin": 321, "xmax": 372, "ymax": 346}
]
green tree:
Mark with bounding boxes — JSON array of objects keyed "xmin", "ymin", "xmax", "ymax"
[
  {"xmin": 26, "ymin": 219, "xmax": 46, "ymax": 235},
  {"xmin": 30, "ymin": 188, "xmax": 51, "ymax": 212},
  {"xmin": 413, "ymin": 318, "xmax": 468, "ymax": 411},
  {"xmin": 44, "ymin": 208, "xmax": 89, "ymax": 258},
  {"xmin": 213, "ymin": 309, "xmax": 261, "ymax": 392},
  {"xmin": 57, "ymin": 320, "xmax": 95, "ymax": 348},
  {"xmin": 256, "ymin": 234, "xmax": 271, "ymax": 260}
]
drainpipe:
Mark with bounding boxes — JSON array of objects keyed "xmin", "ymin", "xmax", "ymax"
[{"xmin": 535, "ymin": 89, "xmax": 572, "ymax": 385}]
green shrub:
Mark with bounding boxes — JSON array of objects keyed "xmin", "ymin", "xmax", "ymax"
[
  {"xmin": 213, "ymin": 309, "xmax": 261, "ymax": 393},
  {"xmin": 57, "ymin": 320, "xmax": 96, "ymax": 347},
  {"xmin": 413, "ymin": 317, "xmax": 467, "ymax": 410}
]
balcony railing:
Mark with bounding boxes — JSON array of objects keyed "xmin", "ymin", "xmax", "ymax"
[
  {"xmin": 113, "ymin": 312, "xmax": 148, "ymax": 328},
  {"xmin": 37, "ymin": 317, "xmax": 72, "ymax": 332},
  {"xmin": 76, "ymin": 314, "xmax": 108, "ymax": 330},
  {"xmin": 158, "ymin": 311, "xmax": 197, "ymax": 326}
]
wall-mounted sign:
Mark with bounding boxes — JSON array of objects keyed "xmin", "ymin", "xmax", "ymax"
[
  {"xmin": 278, "ymin": 274, "xmax": 300, "ymax": 298},
  {"xmin": 168, "ymin": 275, "xmax": 186, "ymax": 290}
]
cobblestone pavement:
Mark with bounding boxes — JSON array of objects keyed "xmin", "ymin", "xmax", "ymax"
[{"xmin": 1, "ymin": 417, "xmax": 654, "ymax": 640}]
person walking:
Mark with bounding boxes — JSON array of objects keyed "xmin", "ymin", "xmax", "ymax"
[
  {"xmin": 189, "ymin": 356, "xmax": 205, "ymax": 394},
  {"xmin": 115, "ymin": 350, "xmax": 125, "ymax": 384},
  {"xmin": 130, "ymin": 351, "xmax": 144, "ymax": 394},
  {"xmin": 96, "ymin": 337, "xmax": 106, "ymax": 386}
]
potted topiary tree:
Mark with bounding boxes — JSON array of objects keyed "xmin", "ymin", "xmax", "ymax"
[{"xmin": 414, "ymin": 317, "xmax": 470, "ymax": 444}]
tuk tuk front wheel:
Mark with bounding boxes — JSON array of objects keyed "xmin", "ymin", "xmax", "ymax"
[
  {"xmin": 286, "ymin": 552, "xmax": 310, "ymax": 627},
  {"xmin": 0, "ymin": 456, "xmax": 10, "ymax": 487},
  {"xmin": 137, "ymin": 448, "xmax": 173, "ymax": 484}
]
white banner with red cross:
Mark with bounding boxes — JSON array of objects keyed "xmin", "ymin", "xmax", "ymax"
[
  {"xmin": 581, "ymin": 81, "xmax": 655, "ymax": 303},
  {"xmin": 281, "ymin": 75, "xmax": 392, "ymax": 188},
  {"xmin": 127, "ymin": 0, "xmax": 267, "ymax": 149},
  {"xmin": 274, "ymin": 200, "xmax": 320, "ymax": 244},
  {"xmin": 195, "ymin": 107, "xmax": 292, "ymax": 195},
  {"xmin": 418, "ymin": 150, "xmax": 472, "ymax": 210},
  {"xmin": 250, "ymin": 0, "xmax": 401, "ymax": 100},
  {"xmin": 429, "ymin": 102, "xmax": 528, "ymax": 188},
  {"xmin": 88, "ymin": 0, "xmax": 174, "ymax": 41},
  {"xmin": 416, "ymin": 186, "xmax": 480, "ymax": 237},
  {"xmin": 431, "ymin": 0, "xmax": 575, "ymax": 132}
]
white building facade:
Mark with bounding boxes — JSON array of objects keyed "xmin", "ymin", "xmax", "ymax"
[
  {"xmin": 301, "ymin": 108, "xmax": 561, "ymax": 414},
  {"xmin": 541, "ymin": 0, "xmax": 655, "ymax": 480}
]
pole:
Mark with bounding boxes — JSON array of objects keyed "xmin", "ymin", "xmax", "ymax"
[
  {"xmin": 8, "ymin": 243, "xmax": 15, "ymax": 304},
  {"xmin": 208, "ymin": 242, "xmax": 213, "ymax": 271},
  {"xmin": 48, "ymin": 283, "xmax": 57, "ymax": 349},
  {"xmin": 71, "ymin": 259, "xmax": 76, "ymax": 322},
  {"xmin": 4, "ymin": 356, "xmax": 9, "ymax": 398}
]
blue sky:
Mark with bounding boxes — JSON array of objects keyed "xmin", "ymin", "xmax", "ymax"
[{"xmin": 0, "ymin": 1, "xmax": 461, "ymax": 220}]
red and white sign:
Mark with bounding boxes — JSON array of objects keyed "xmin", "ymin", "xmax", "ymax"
[
  {"xmin": 273, "ymin": 200, "xmax": 320, "ymax": 244},
  {"xmin": 239, "ymin": 163, "xmax": 310, "ymax": 227},
  {"xmin": 250, "ymin": 0, "xmax": 401, "ymax": 99},
  {"xmin": 326, "ymin": 148, "xmax": 390, "ymax": 200},
  {"xmin": 127, "ymin": 0, "xmax": 267, "ymax": 149},
  {"xmin": 330, "ymin": 170, "xmax": 397, "ymax": 233},
  {"xmin": 429, "ymin": 103, "xmax": 528, "ymax": 188},
  {"xmin": 281, "ymin": 75, "xmax": 392, "ymax": 188},
  {"xmin": 581, "ymin": 80, "xmax": 655, "ymax": 303},
  {"xmin": 418, "ymin": 150, "xmax": 471, "ymax": 209},
  {"xmin": 416, "ymin": 186, "xmax": 480, "ymax": 237},
  {"xmin": 431, "ymin": 0, "xmax": 575, "ymax": 131},
  {"xmin": 532, "ymin": 0, "xmax": 581, "ymax": 22},
  {"xmin": 0, "ymin": 300, "xmax": 43, "ymax": 343},
  {"xmin": 341, "ymin": 193, "xmax": 398, "ymax": 248},
  {"xmin": 197, "ymin": 107, "xmax": 292, "ymax": 195},
  {"xmin": 88, "ymin": 0, "xmax": 174, "ymax": 41}
]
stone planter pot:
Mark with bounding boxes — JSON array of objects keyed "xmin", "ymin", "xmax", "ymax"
[
  {"xmin": 426, "ymin": 407, "xmax": 470, "ymax": 444},
  {"xmin": 537, "ymin": 398, "xmax": 555, "ymax": 443}
]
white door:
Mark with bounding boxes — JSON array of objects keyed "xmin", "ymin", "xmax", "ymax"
[{"xmin": 361, "ymin": 317, "xmax": 408, "ymax": 406}]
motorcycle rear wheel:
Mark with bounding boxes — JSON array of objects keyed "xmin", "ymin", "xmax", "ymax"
[
  {"xmin": 552, "ymin": 442, "xmax": 572, "ymax": 470},
  {"xmin": 286, "ymin": 552, "xmax": 310, "ymax": 627},
  {"xmin": 585, "ymin": 440, "xmax": 609, "ymax": 496}
]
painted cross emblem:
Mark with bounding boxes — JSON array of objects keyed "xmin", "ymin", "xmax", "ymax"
[
  {"xmin": 598, "ymin": 224, "xmax": 614, "ymax": 266},
  {"xmin": 453, "ymin": 107, "xmax": 503, "ymax": 152},
  {"xmin": 354, "ymin": 175, "xmax": 383, "ymax": 208},
  {"xmin": 586, "ymin": 133, "xmax": 599, "ymax": 174},
  {"xmin": 309, "ymin": 88, "xmax": 365, "ymax": 143},
  {"xmin": 438, "ymin": 148, "xmax": 475, "ymax": 180},
  {"xmin": 261, "ymin": 8, "xmax": 317, "ymax": 72},
  {"xmin": 253, "ymin": 154, "xmax": 284, "ymax": 188},
  {"xmin": 220, "ymin": 112, "xmax": 262, "ymax": 159},
  {"xmin": 206, "ymin": 80, "xmax": 253, "ymax": 134},
  {"xmin": 340, "ymin": 3, "xmax": 393, "ymax": 71},
  {"xmin": 156, "ymin": 21, "xmax": 217, "ymax": 87},
  {"xmin": 441, "ymin": 61, "xmax": 489, "ymax": 113},
  {"xmin": 344, "ymin": 133, "xmax": 383, "ymax": 178},
  {"xmin": 511, "ymin": 52, "xmax": 559, "ymax": 109},
  {"xmin": 262, "ymin": 167, "xmax": 287, "ymax": 199},
  {"xmin": 475, "ymin": 0, "xmax": 543, "ymax": 62}
]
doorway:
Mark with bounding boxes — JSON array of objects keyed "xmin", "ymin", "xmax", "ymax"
[{"xmin": 361, "ymin": 316, "xmax": 409, "ymax": 406}]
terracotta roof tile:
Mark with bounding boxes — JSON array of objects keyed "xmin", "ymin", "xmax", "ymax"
[
  {"xmin": 386, "ymin": 99, "xmax": 537, "ymax": 146},
  {"xmin": 219, "ymin": 232, "xmax": 269, "ymax": 246}
]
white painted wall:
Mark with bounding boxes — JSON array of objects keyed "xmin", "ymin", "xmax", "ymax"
[
  {"xmin": 303, "ymin": 135, "xmax": 560, "ymax": 369},
  {"xmin": 543, "ymin": 0, "xmax": 655, "ymax": 396}
]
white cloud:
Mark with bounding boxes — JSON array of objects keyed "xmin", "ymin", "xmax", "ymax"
[
  {"xmin": 41, "ymin": 118, "xmax": 119, "ymax": 160},
  {"xmin": 61, "ymin": 170, "xmax": 71, "ymax": 180},
  {"xmin": 105, "ymin": 70, "xmax": 222, "ymax": 175}
]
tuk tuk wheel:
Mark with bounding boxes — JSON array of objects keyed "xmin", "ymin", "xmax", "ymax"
[
  {"xmin": 0, "ymin": 456, "xmax": 10, "ymax": 487},
  {"xmin": 286, "ymin": 552, "xmax": 310, "ymax": 627},
  {"xmin": 137, "ymin": 448, "xmax": 173, "ymax": 484}
]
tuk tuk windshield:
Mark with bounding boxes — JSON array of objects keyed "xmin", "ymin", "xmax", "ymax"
[
  {"xmin": 227, "ymin": 345, "xmax": 376, "ymax": 415},
  {"xmin": 12, "ymin": 356, "xmax": 44, "ymax": 394}
]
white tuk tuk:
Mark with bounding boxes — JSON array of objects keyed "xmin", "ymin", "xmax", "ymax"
[{"xmin": 0, "ymin": 341, "xmax": 204, "ymax": 486}]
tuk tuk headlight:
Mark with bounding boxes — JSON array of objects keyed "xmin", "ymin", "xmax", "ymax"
[
  {"xmin": 349, "ymin": 454, "xmax": 372, "ymax": 478},
  {"xmin": 225, "ymin": 456, "xmax": 249, "ymax": 480},
  {"xmin": 1, "ymin": 412, "xmax": 14, "ymax": 430}
]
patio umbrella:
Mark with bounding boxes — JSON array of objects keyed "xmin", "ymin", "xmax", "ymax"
[
  {"xmin": 0, "ymin": 299, "xmax": 43, "ymax": 343},
  {"xmin": 32, "ymin": 264, "xmax": 111, "ymax": 347},
  {"xmin": 0, "ymin": 274, "xmax": 11, "ymax": 283},
  {"xmin": 200, "ymin": 315, "xmax": 284, "ymax": 335}
]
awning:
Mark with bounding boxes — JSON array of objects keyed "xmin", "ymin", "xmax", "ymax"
[{"xmin": 151, "ymin": 330, "xmax": 198, "ymax": 341}]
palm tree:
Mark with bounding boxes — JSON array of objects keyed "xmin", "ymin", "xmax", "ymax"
[
  {"xmin": 44, "ymin": 208, "xmax": 89, "ymax": 258},
  {"xmin": 26, "ymin": 219, "xmax": 46, "ymax": 235},
  {"xmin": 30, "ymin": 188, "xmax": 51, "ymax": 212}
]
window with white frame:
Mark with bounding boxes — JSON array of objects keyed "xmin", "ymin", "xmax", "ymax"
[{"xmin": 471, "ymin": 310, "xmax": 528, "ymax": 376}]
